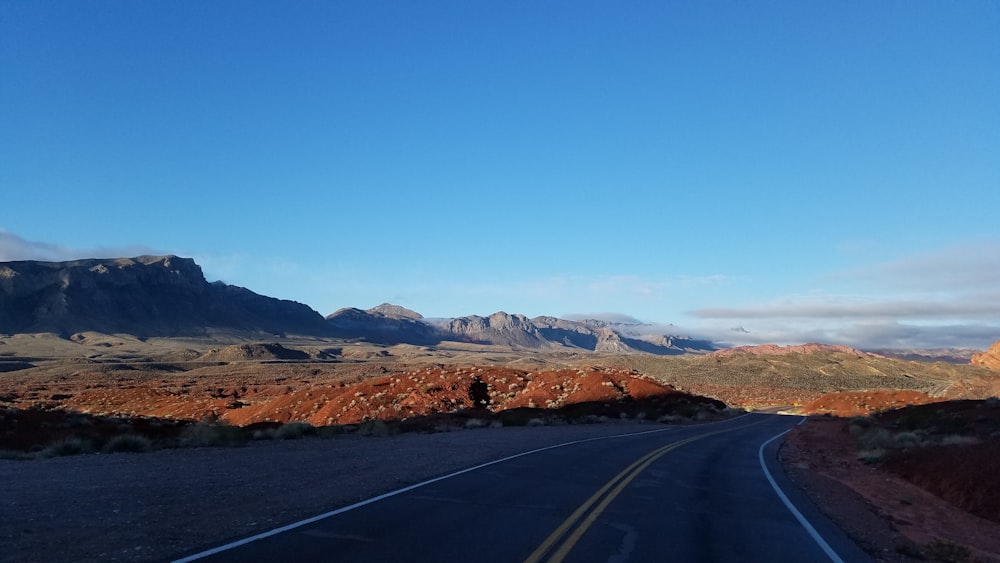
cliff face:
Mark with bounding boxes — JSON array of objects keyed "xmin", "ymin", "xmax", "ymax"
[
  {"xmin": 971, "ymin": 340, "xmax": 1000, "ymax": 371},
  {"xmin": 443, "ymin": 312, "xmax": 549, "ymax": 348},
  {"xmin": 0, "ymin": 256, "xmax": 332, "ymax": 337}
]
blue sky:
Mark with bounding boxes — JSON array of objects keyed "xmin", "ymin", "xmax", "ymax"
[{"xmin": 2, "ymin": 1, "xmax": 999, "ymax": 349}]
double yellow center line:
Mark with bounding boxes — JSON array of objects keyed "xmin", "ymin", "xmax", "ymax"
[{"xmin": 524, "ymin": 423, "xmax": 755, "ymax": 563}]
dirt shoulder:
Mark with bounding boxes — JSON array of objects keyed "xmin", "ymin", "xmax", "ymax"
[{"xmin": 781, "ymin": 417, "xmax": 1000, "ymax": 562}]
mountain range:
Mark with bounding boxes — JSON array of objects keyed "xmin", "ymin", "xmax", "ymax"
[{"xmin": 1, "ymin": 255, "xmax": 715, "ymax": 355}]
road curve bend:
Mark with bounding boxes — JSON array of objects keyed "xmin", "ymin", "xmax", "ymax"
[{"xmin": 174, "ymin": 414, "xmax": 869, "ymax": 563}]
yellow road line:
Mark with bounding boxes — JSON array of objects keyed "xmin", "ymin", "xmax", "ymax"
[{"xmin": 525, "ymin": 420, "xmax": 766, "ymax": 563}]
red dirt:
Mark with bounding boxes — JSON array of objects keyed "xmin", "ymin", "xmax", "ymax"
[
  {"xmin": 802, "ymin": 390, "xmax": 942, "ymax": 417},
  {"xmin": 785, "ymin": 414, "xmax": 1000, "ymax": 561},
  {"xmin": 1, "ymin": 365, "xmax": 724, "ymax": 450},
  {"xmin": 221, "ymin": 366, "xmax": 698, "ymax": 426}
]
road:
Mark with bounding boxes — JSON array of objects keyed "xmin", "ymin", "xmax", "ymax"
[{"xmin": 174, "ymin": 414, "xmax": 870, "ymax": 562}]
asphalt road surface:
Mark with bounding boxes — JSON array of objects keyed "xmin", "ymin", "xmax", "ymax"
[{"xmin": 174, "ymin": 414, "xmax": 870, "ymax": 562}]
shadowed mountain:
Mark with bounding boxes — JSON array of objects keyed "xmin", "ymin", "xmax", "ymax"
[{"xmin": 0, "ymin": 256, "xmax": 333, "ymax": 338}]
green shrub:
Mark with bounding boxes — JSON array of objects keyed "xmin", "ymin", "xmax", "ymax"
[{"xmin": 103, "ymin": 434, "xmax": 153, "ymax": 453}]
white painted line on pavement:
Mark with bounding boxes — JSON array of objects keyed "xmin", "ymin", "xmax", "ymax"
[
  {"xmin": 173, "ymin": 413, "xmax": 752, "ymax": 562},
  {"xmin": 758, "ymin": 421, "xmax": 844, "ymax": 563}
]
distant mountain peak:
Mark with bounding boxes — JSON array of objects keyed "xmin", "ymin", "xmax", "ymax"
[{"xmin": 366, "ymin": 303, "xmax": 423, "ymax": 320}]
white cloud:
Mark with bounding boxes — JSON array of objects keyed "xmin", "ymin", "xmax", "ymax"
[
  {"xmin": 0, "ymin": 229, "xmax": 157, "ymax": 262},
  {"xmin": 692, "ymin": 293, "xmax": 1000, "ymax": 320},
  {"xmin": 685, "ymin": 241, "xmax": 1000, "ymax": 349}
]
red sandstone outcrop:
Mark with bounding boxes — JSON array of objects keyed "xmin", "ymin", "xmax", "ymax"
[{"xmin": 971, "ymin": 339, "xmax": 1000, "ymax": 371}]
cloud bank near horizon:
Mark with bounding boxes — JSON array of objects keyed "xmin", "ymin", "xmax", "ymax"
[{"xmin": 688, "ymin": 241, "xmax": 1000, "ymax": 350}]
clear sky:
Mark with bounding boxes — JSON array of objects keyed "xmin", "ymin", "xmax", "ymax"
[{"xmin": 2, "ymin": 1, "xmax": 999, "ymax": 349}]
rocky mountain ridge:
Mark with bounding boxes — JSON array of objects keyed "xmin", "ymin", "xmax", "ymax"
[
  {"xmin": 0, "ymin": 256, "xmax": 332, "ymax": 337},
  {"xmin": 344, "ymin": 303, "xmax": 716, "ymax": 355}
]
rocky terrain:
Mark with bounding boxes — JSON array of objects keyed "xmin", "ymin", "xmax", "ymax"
[
  {"xmin": 0, "ymin": 256, "xmax": 332, "ymax": 337},
  {"xmin": 785, "ymin": 399, "xmax": 1000, "ymax": 561},
  {"xmin": 972, "ymin": 339, "xmax": 1000, "ymax": 371},
  {"xmin": 3, "ymin": 254, "xmax": 1000, "ymax": 562},
  {"xmin": 2, "ymin": 335, "xmax": 997, "ymax": 454}
]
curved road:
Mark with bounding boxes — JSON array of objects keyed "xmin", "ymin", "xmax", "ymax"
[{"xmin": 174, "ymin": 414, "xmax": 870, "ymax": 562}]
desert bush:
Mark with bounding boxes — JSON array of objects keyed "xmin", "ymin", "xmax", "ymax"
[
  {"xmin": 489, "ymin": 420, "xmax": 504, "ymax": 429},
  {"xmin": 38, "ymin": 437, "xmax": 93, "ymax": 458},
  {"xmin": 0, "ymin": 449, "xmax": 32, "ymax": 460},
  {"xmin": 856, "ymin": 427, "xmax": 893, "ymax": 451},
  {"xmin": 940, "ymin": 434, "xmax": 981, "ymax": 447},
  {"xmin": 276, "ymin": 422, "xmax": 315, "ymax": 440},
  {"xmin": 848, "ymin": 415, "xmax": 875, "ymax": 436},
  {"xmin": 179, "ymin": 421, "xmax": 246, "ymax": 447},
  {"xmin": 856, "ymin": 448, "xmax": 886, "ymax": 464},
  {"xmin": 892, "ymin": 431, "xmax": 927, "ymax": 450},
  {"xmin": 464, "ymin": 418, "xmax": 488, "ymax": 429},
  {"xmin": 675, "ymin": 404, "xmax": 699, "ymax": 418},
  {"xmin": 103, "ymin": 434, "xmax": 153, "ymax": 453},
  {"xmin": 526, "ymin": 418, "xmax": 547, "ymax": 427}
]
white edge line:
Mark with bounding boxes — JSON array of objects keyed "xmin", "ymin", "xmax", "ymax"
[
  {"xmin": 758, "ymin": 418, "xmax": 844, "ymax": 563},
  {"xmin": 173, "ymin": 413, "xmax": 752, "ymax": 562}
]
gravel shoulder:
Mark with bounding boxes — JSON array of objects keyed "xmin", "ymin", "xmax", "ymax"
[{"xmin": 3, "ymin": 422, "xmax": 665, "ymax": 563}]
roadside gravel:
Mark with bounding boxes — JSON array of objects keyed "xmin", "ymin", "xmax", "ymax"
[{"xmin": 3, "ymin": 422, "xmax": 664, "ymax": 563}]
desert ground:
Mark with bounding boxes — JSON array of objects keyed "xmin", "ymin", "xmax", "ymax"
[{"xmin": 3, "ymin": 332, "xmax": 1000, "ymax": 561}]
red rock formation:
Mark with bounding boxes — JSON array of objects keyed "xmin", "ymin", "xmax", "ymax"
[{"xmin": 971, "ymin": 339, "xmax": 1000, "ymax": 371}]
